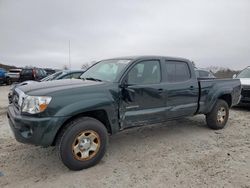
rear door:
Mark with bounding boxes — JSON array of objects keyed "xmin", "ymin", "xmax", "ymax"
[
  {"xmin": 120, "ymin": 59, "xmax": 166, "ymax": 128},
  {"xmin": 162, "ymin": 60, "xmax": 199, "ymax": 119}
]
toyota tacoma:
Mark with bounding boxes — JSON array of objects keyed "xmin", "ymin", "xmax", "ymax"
[{"xmin": 7, "ymin": 56, "xmax": 241, "ymax": 170}]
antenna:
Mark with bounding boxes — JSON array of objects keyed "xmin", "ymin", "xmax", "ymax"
[{"xmin": 68, "ymin": 40, "xmax": 71, "ymax": 70}]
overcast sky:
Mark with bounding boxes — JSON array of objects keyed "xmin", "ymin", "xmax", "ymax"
[{"xmin": 0, "ymin": 0, "xmax": 249, "ymax": 70}]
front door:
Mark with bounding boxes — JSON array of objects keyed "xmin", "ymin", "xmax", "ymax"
[{"xmin": 120, "ymin": 60, "xmax": 166, "ymax": 129}]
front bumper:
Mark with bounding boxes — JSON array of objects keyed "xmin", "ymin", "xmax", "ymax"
[
  {"xmin": 239, "ymin": 86, "xmax": 250, "ymax": 104},
  {"xmin": 7, "ymin": 104, "xmax": 67, "ymax": 147},
  {"xmin": 239, "ymin": 96, "xmax": 250, "ymax": 104}
]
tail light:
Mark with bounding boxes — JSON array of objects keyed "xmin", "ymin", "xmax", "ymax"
[{"xmin": 32, "ymin": 69, "xmax": 36, "ymax": 79}]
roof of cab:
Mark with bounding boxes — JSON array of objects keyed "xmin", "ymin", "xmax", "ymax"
[
  {"xmin": 62, "ymin": 69, "xmax": 85, "ymax": 73},
  {"xmin": 105, "ymin": 55, "xmax": 191, "ymax": 62}
]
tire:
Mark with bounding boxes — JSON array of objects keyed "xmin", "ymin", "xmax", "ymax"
[
  {"xmin": 206, "ymin": 99, "xmax": 229, "ymax": 130},
  {"xmin": 56, "ymin": 117, "xmax": 108, "ymax": 171},
  {"xmin": 6, "ymin": 78, "xmax": 12, "ymax": 85}
]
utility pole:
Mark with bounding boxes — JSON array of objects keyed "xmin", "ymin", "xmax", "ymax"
[{"xmin": 68, "ymin": 40, "xmax": 71, "ymax": 69}]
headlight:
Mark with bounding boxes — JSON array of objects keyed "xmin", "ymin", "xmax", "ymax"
[
  {"xmin": 22, "ymin": 96, "xmax": 52, "ymax": 114},
  {"xmin": 9, "ymin": 90, "xmax": 13, "ymax": 96}
]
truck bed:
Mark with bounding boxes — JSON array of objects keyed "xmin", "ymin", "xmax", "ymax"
[{"xmin": 198, "ymin": 78, "xmax": 241, "ymax": 114}]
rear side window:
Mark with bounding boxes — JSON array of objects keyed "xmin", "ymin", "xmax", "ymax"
[
  {"xmin": 71, "ymin": 72, "xmax": 82, "ymax": 79},
  {"xmin": 38, "ymin": 69, "xmax": 45, "ymax": 76},
  {"xmin": 165, "ymin": 61, "xmax": 191, "ymax": 82},
  {"xmin": 63, "ymin": 72, "xmax": 82, "ymax": 79},
  {"xmin": 41, "ymin": 69, "xmax": 47, "ymax": 76},
  {"xmin": 199, "ymin": 70, "xmax": 209, "ymax": 78}
]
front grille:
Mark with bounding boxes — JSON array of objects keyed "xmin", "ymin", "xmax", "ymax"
[
  {"xmin": 241, "ymin": 88, "xmax": 250, "ymax": 98},
  {"xmin": 12, "ymin": 91, "xmax": 20, "ymax": 110},
  {"xmin": 12, "ymin": 88, "xmax": 26, "ymax": 111}
]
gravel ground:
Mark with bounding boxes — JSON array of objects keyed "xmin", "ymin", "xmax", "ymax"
[{"xmin": 0, "ymin": 85, "xmax": 249, "ymax": 188}]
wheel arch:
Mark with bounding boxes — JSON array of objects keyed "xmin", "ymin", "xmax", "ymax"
[
  {"xmin": 52, "ymin": 109, "xmax": 112, "ymax": 146},
  {"xmin": 202, "ymin": 90, "xmax": 233, "ymax": 114},
  {"xmin": 218, "ymin": 94, "xmax": 232, "ymax": 107}
]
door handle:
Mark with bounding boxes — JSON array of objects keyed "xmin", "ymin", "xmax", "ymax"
[{"xmin": 190, "ymin": 86, "xmax": 194, "ymax": 90}]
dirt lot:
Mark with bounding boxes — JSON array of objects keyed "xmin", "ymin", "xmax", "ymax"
[{"xmin": 0, "ymin": 85, "xmax": 249, "ymax": 188}]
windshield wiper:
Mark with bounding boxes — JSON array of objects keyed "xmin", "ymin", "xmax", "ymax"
[{"xmin": 83, "ymin": 77, "xmax": 103, "ymax": 82}]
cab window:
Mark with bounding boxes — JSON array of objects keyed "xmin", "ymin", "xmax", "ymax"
[
  {"xmin": 165, "ymin": 61, "xmax": 191, "ymax": 82},
  {"xmin": 127, "ymin": 60, "xmax": 161, "ymax": 85}
]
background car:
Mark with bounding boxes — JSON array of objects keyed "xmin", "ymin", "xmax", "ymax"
[
  {"xmin": 0, "ymin": 68, "xmax": 11, "ymax": 85},
  {"xmin": 41, "ymin": 69, "xmax": 85, "ymax": 81},
  {"xmin": 44, "ymin": 68, "xmax": 56, "ymax": 75},
  {"xmin": 234, "ymin": 66, "xmax": 250, "ymax": 104},
  {"xmin": 195, "ymin": 68, "xmax": 216, "ymax": 79},
  {"xmin": 19, "ymin": 67, "xmax": 47, "ymax": 82},
  {"xmin": 8, "ymin": 69, "xmax": 85, "ymax": 103},
  {"xmin": 7, "ymin": 68, "xmax": 22, "ymax": 83}
]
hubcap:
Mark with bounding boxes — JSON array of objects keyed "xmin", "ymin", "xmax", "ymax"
[
  {"xmin": 72, "ymin": 130, "xmax": 100, "ymax": 161},
  {"xmin": 217, "ymin": 107, "xmax": 226, "ymax": 124}
]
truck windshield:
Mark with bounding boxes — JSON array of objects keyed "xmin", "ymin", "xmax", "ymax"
[
  {"xmin": 237, "ymin": 67, "xmax": 250, "ymax": 78},
  {"xmin": 80, "ymin": 59, "xmax": 131, "ymax": 82}
]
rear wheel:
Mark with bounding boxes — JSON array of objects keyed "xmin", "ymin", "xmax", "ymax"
[
  {"xmin": 56, "ymin": 117, "xmax": 108, "ymax": 170},
  {"xmin": 206, "ymin": 99, "xmax": 229, "ymax": 130}
]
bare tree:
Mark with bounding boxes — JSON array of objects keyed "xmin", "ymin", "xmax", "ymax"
[
  {"xmin": 204, "ymin": 66, "xmax": 240, "ymax": 78},
  {"xmin": 191, "ymin": 61, "xmax": 196, "ymax": 67},
  {"xmin": 81, "ymin": 64, "xmax": 89, "ymax": 70},
  {"xmin": 214, "ymin": 69, "xmax": 239, "ymax": 78}
]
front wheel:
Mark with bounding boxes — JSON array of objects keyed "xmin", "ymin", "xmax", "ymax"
[
  {"xmin": 56, "ymin": 117, "xmax": 108, "ymax": 170},
  {"xmin": 206, "ymin": 99, "xmax": 229, "ymax": 130}
]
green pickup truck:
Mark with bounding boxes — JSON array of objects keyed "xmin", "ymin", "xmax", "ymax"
[{"xmin": 7, "ymin": 56, "xmax": 241, "ymax": 170}]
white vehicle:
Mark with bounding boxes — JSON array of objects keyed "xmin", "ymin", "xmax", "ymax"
[
  {"xmin": 7, "ymin": 68, "xmax": 22, "ymax": 83},
  {"xmin": 234, "ymin": 66, "xmax": 250, "ymax": 104}
]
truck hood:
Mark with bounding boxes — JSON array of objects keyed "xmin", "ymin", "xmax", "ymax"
[
  {"xmin": 239, "ymin": 78, "xmax": 250, "ymax": 86},
  {"xmin": 18, "ymin": 79, "xmax": 105, "ymax": 96}
]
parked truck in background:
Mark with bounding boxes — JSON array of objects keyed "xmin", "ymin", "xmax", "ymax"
[
  {"xmin": 195, "ymin": 68, "xmax": 216, "ymax": 80},
  {"xmin": 19, "ymin": 67, "xmax": 47, "ymax": 82},
  {"xmin": 7, "ymin": 56, "xmax": 241, "ymax": 170},
  {"xmin": 8, "ymin": 69, "xmax": 86, "ymax": 104},
  {"xmin": 7, "ymin": 68, "xmax": 22, "ymax": 83},
  {"xmin": 233, "ymin": 66, "xmax": 250, "ymax": 105},
  {"xmin": 0, "ymin": 68, "xmax": 11, "ymax": 85}
]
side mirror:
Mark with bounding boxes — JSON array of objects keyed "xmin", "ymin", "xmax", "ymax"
[
  {"xmin": 119, "ymin": 82, "xmax": 130, "ymax": 88},
  {"xmin": 119, "ymin": 76, "xmax": 129, "ymax": 88},
  {"xmin": 233, "ymin": 74, "xmax": 236, "ymax": 79}
]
